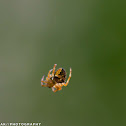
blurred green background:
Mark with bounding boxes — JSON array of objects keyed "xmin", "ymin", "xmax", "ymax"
[{"xmin": 0, "ymin": 0, "xmax": 126, "ymax": 126}]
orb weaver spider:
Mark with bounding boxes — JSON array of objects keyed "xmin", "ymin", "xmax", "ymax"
[{"xmin": 41, "ymin": 64, "xmax": 72, "ymax": 92}]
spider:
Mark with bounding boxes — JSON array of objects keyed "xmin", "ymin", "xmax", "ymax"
[{"xmin": 41, "ymin": 64, "xmax": 72, "ymax": 92}]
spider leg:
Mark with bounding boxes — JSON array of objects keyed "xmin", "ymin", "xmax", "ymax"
[
  {"xmin": 51, "ymin": 64, "xmax": 57, "ymax": 77},
  {"xmin": 52, "ymin": 87, "xmax": 58, "ymax": 92},
  {"xmin": 63, "ymin": 68, "xmax": 72, "ymax": 86},
  {"xmin": 47, "ymin": 69, "xmax": 53, "ymax": 78},
  {"xmin": 46, "ymin": 69, "xmax": 53, "ymax": 81},
  {"xmin": 41, "ymin": 75, "xmax": 47, "ymax": 87},
  {"xmin": 52, "ymin": 83, "xmax": 63, "ymax": 92}
]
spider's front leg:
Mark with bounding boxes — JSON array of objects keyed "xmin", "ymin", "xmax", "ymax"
[
  {"xmin": 63, "ymin": 68, "xmax": 72, "ymax": 86},
  {"xmin": 52, "ymin": 84, "xmax": 62, "ymax": 92},
  {"xmin": 41, "ymin": 75, "xmax": 47, "ymax": 87}
]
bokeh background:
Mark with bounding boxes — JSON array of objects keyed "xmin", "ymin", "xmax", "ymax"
[{"xmin": 0, "ymin": 0, "xmax": 126, "ymax": 126}]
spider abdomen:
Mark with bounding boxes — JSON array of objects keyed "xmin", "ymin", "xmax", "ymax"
[{"xmin": 54, "ymin": 68, "xmax": 66, "ymax": 83}]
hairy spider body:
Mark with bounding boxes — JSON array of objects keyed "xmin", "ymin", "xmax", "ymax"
[
  {"xmin": 41, "ymin": 64, "xmax": 72, "ymax": 92},
  {"xmin": 54, "ymin": 68, "xmax": 66, "ymax": 83}
]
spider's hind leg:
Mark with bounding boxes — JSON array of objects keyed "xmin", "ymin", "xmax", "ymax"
[
  {"xmin": 47, "ymin": 69, "xmax": 53, "ymax": 79},
  {"xmin": 46, "ymin": 64, "xmax": 57, "ymax": 81},
  {"xmin": 52, "ymin": 64, "xmax": 57, "ymax": 77},
  {"xmin": 63, "ymin": 68, "xmax": 72, "ymax": 86}
]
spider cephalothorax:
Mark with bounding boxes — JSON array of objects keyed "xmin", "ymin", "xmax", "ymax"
[{"xmin": 41, "ymin": 64, "xmax": 72, "ymax": 92}]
